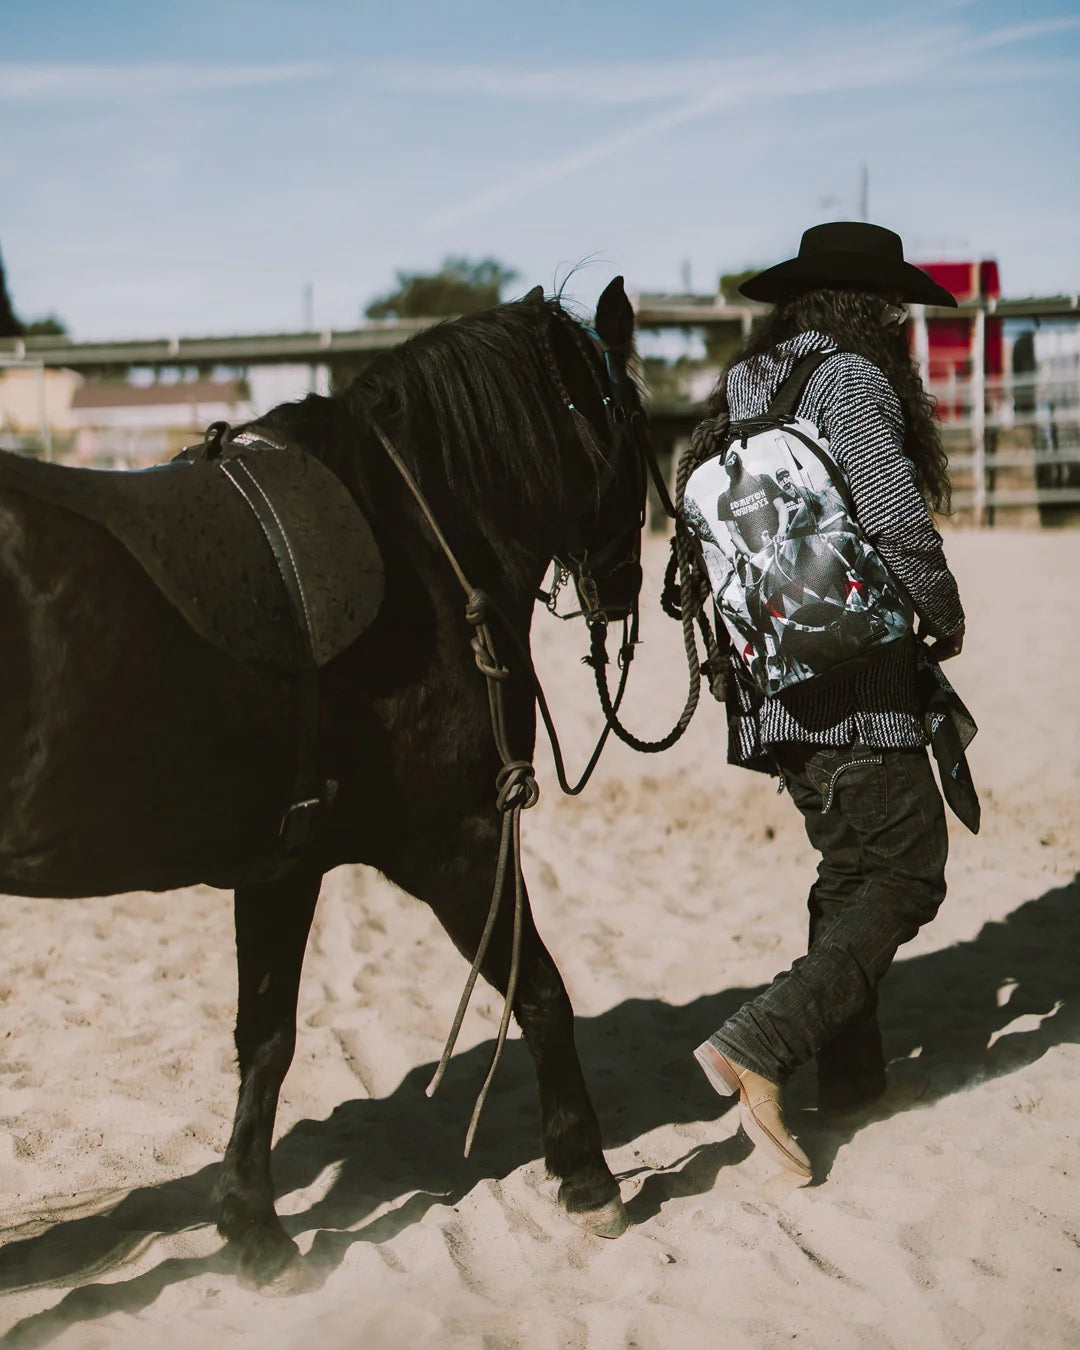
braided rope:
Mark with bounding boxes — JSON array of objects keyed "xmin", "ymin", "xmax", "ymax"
[
  {"xmin": 537, "ymin": 309, "xmax": 608, "ymax": 465},
  {"xmin": 679, "ymin": 414, "xmax": 730, "ymax": 699}
]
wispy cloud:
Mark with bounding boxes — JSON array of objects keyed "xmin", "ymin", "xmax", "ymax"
[
  {"xmin": 944, "ymin": 56, "xmax": 1080, "ymax": 82},
  {"xmin": 420, "ymin": 13, "xmax": 1080, "ymax": 233},
  {"xmin": 423, "ymin": 87, "xmax": 744, "ymax": 233},
  {"xmin": 0, "ymin": 63, "xmax": 327, "ymax": 101},
  {"xmin": 953, "ymin": 13, "xmax": 1080, "ymax": 52},
  {"xmin": 421, "ymin": 27, "xmax": 948, "ymax": 232},
  {"xmin": 375, "ymin": 58, "xmax": 755, "ymax": 105}
]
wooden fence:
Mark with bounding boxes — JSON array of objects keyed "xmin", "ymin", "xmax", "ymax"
[{"xmin": 922, "ymin": 366, "xmax": 1080, "ymax": 524}]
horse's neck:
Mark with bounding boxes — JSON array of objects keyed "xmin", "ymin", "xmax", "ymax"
[
  {"xmin": 406, "ymin": 485, "xmax": 550, "ymax": 628},
  {"xmin": 371, "ymin": 443, "xmax": 564, "ymax": 622}
]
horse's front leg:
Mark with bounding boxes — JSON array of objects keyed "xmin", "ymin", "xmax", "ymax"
[
  {"xmin": 391, "ymin": 812, "xmax": 628, "ymax": 1237},
  {"xmin": 212, "ymin": 864, "xmax": 322, "ymax": 1288}
]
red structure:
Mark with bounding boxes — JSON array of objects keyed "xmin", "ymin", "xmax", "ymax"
[{"xmin": 912, "ymin": 260, "xmax": 1002, "ymax": 395}]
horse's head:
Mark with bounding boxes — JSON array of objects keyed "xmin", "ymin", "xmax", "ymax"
[
  {"xmin": 541, "ymin": 276, "xmax": 652, "ymax": 625},
  {"xmin": 342, "ymin": 275, "xmax": 653, "ymax": 626}
]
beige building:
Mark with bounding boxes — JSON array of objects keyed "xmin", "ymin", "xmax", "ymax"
[
  {"xmin": 69, "ymin": 378, "xmax": 254, "ymax": 466},
  {"xmin": 0, "ymin": 367, "xmax": 253, "ymax": 466},
  {"xmin": 0, "ymin": 363, "xmax": 82, "ymax": 450}
]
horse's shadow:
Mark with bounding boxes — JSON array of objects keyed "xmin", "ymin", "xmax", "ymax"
[{"xmin": 2, "ymin": 873, "xmax": 1078, "ymax": 1346}]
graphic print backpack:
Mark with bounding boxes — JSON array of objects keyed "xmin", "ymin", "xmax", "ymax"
[{"xmin": 682, "ymin": 351, "xmax": 914, "ymax": 697}]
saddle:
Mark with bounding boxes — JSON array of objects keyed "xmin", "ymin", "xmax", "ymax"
[
  {"xmin": 0, "ymin": 427, "xmax": 385, "ymax": 863},
  {"xmin": 0, "ymin": 430, "xmax": 384, "ymax": 672}
]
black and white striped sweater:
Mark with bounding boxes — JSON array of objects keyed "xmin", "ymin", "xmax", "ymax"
[{"xmin": 723, "ymin": 330, "xmax": 966, "ymax": 764}]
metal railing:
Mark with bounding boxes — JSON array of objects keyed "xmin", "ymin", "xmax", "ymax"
[
  {"xmin": 5, "ymin": 295, "xmax": 1079, "ymax": 518},
  {"xmin": 644, "ymin": 307, "xmax": 1080, "ymax": 526}
]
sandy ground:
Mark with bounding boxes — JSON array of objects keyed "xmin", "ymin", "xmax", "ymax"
[{"xmin": 0, "ymin": 527, "xmax": 1077, "ymax": 1349}]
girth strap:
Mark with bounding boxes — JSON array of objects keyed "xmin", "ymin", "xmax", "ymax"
[{"xmin": 219, "ymin": 454, "xmax": 323, "ymax": 854}]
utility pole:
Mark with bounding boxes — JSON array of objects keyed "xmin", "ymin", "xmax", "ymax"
[
  {"xmin": 302, "ymin": 282, "xmax": 316, "ymax": 391},
  {"xmin": 859, "ymin": 165, "xmax": 869, "ymax": 222}
]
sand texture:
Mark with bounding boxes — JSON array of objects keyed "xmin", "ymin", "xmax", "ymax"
[{"xmin": 0, "ymin": 528, "xmax": 1077, "ymax": 1348}]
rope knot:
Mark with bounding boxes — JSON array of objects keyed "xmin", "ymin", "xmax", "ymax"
[
  {"xmin": 495, "ymin": 761, "xmax": 539, "ymax": 813},
  {"xmin": 465, "ymin": 589, "xmax": 491, "ymax": 626},
  {"xmin": 701, "ymin": 658, "xmax": 729, "ymax": 702},
  {"xmin": 471, "ymin": 634, "xmax": 509, "ymax": 681}
]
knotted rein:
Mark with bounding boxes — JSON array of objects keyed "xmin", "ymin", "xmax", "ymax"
[{"xmin": 368, "ymin": 419, "xmax": 612, "ymax": 1155}]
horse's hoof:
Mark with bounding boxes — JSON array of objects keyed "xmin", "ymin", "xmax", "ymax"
[
  {"xmin": 229, "ymin": 1224, "xmax": 308, "ymax": 1292},
  {"xmin": 566, "ymin": 1195, "xmax": 630, "ymax": 1239},
  {"xmin": 262, "ymin": 1253, "xmax": 323, "ymax": 1297}
]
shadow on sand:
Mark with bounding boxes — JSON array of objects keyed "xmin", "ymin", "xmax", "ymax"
[{"xmin": 2, "ymin": 872, "xmax": 1078, "ymax": 1346}]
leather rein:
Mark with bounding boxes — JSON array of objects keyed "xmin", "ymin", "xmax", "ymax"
[{"xmin": 368, "ymin": 414, "xmax": 644, "ymax": 1153}]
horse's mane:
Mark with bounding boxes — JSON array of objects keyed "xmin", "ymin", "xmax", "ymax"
[{"xmin": 339, "ymin": 295, "xmax": 607, "ymax": 515}]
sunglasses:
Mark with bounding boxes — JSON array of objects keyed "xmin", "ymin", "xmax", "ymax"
[{"xmin": 879, "ymin": 302, "xmax": 909, "ymax": 327}]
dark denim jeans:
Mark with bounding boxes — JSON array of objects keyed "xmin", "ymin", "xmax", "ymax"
[{"xmin": 709, "ymin": 743, "xmax": 948, "ymax": 1087}]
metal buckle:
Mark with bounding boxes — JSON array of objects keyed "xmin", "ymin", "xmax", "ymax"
[{"xmin": 279, "ymin": 797, "xmax": 321, "ymax": 853}]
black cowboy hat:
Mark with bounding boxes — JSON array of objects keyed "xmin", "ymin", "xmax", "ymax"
[{"xmin": 739, "ymin": 222, "xmax": 958, "ymax": 308}]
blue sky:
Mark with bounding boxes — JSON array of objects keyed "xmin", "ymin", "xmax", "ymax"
[{"xmin": 2, "ymin": 0, "xmax": 1078, "ymax": 339}]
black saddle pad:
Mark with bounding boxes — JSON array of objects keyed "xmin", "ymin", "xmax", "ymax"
[{"xmin": 0, "ymin": 444, "xmax": 384, "ymax": 671}]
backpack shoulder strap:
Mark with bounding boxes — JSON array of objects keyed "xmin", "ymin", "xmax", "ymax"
[
  {"xmin": 767, "ymin": 349, "xmax": 837, "ymax": 421},
  {"xmin": 768, "ymin": 349, "xmax": 861, "ymax": 520}
]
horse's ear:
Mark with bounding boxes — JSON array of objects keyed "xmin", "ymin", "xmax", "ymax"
[
  {"xmin": 594, "ymin": 275, "xmax": 634, "ymax": 356},
  {"xmin": 524, "ymin": 285, "xmax": 545, "ymax": 303}
]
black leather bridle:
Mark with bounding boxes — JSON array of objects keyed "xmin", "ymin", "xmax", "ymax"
[{"xmin": 543, "ymin": 324, "xmax": 673, "ymax": 628}]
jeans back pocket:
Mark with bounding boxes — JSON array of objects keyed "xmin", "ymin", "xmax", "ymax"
[{"xmin": 814, "ymin": 749, "xmax": 887, "ymax": 828}]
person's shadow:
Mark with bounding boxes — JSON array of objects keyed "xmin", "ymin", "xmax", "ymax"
[{"xmin": 2, "ymin": 872, "xmax": 1078, "ymax": 1348}]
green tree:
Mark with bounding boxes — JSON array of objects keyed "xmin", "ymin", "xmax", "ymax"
[
  {"xmin": 0, "ymin": 243, "xmax": 22, "ymax": 338},
  {"xmin": 718, "ymin": 269, "xmax": 758, "ymax": 302},
  {"xmin": 23, "ymin": 315, "xmax": 68, "ymax": 337},
  {"xmin": 365, "ymin": 256, "xmax": 519, "ymax": 320}
]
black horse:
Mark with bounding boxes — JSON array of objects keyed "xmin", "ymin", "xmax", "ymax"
[{"xmin": 0, "ymin": 279, "xmax": 650, "ymax": 1287}]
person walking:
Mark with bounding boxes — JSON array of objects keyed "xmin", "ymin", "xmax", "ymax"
[{"xmin": 691, "ymin": 222, "xmax": 969, "ymax": 1178}]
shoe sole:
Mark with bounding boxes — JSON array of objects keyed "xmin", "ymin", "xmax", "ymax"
[{"xmin": 694, "ymin": 1041, "xmax": 813, "ymax": 1179}]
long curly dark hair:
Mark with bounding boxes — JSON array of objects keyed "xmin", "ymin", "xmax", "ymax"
[{"xmin": 710, "ymin": 287, "xmax": 951, "ymax": 513}]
